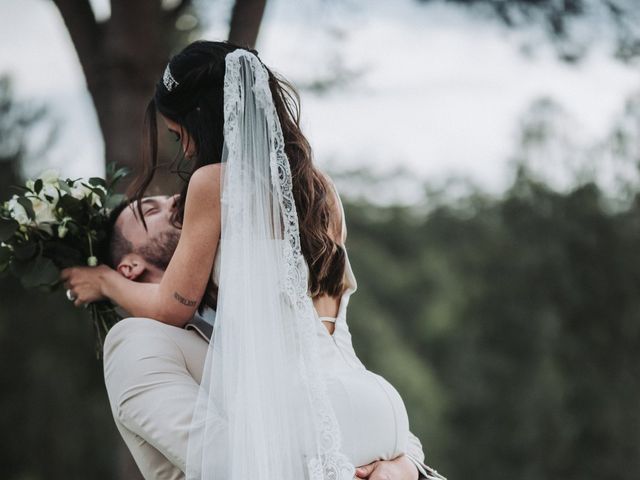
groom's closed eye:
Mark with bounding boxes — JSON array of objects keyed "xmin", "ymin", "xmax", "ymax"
[{"xmin": 141, "ymin": 199, "xmax": 161, "ymax": 217}]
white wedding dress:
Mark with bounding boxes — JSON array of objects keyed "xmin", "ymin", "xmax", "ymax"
[{"xmin": 210, "ymin": 182, "xmax": 410, "ymax": 468}]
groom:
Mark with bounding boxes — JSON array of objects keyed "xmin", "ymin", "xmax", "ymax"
[{"xmin": 102, "ymin": 195, "xmax": 437, "ymax": 480}]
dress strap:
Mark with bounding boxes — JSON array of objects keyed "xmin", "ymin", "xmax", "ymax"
[{"xmin": 318, "ymin": 316, "xmax": 337, "ymax": 323}]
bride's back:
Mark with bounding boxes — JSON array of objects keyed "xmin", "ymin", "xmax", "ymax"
[{"xmin": 209, "ymin": 170, "xmax": 348, "ymax": 336}]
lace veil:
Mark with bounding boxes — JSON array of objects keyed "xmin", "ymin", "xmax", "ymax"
[{"xmin": 185, "ymin": 49, "xmax": 355, "ymax": 480}]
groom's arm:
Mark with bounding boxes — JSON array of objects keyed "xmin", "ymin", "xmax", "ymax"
[{"xmin": 103, "ymin": 317, "xmax": 209, "ymax": 475}]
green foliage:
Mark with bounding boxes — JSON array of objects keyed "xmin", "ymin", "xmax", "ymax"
[
  {"xmin": 417, "ymin": 0, "xmax": 640, "ymax": 63},
  {"xmin": 0, "ymin": 218, "xmax": 18, "ymax": 242},
  {"xmin": 0, "ymin": 278, "xmax": 118, "ymax": 479},
  {"xmin": 342, "ymin": 169, "xmax": 640, "ymax": 479},
  {"xmin": 0, "ymin": 76, "xmax": 119, "ymax": 479}
]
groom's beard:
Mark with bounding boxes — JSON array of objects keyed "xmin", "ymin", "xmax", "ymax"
[{"xmin": 137, "ymin": 229, "xmax": 181, "ymax": 270}]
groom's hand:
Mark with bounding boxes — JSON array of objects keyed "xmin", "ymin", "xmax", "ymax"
[{"xmin": 355, "ymin": 454, "xmax": 419, "ymax": 480}]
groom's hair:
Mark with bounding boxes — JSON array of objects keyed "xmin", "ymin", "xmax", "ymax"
[{"xmin": 105, "ymin": 200, "xmax": 134, "ymax": 268}]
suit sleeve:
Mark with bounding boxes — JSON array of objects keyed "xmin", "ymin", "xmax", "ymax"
[{"xmin": 103, "ymin": 317, "xmax": 202, "ymax": 473}]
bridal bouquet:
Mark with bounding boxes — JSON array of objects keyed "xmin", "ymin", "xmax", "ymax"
[{"xmin": 0, "ymin": 164, "xmax": 128, "ymax": 354}]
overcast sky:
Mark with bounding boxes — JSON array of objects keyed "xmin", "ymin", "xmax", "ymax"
[{"xmin": 0, "ymin": 0, "xmax": 638, "ymax": 198}]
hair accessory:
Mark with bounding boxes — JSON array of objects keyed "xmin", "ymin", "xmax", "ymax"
[{"xmin": 163, "ymin": 63, "xmax": 179, "ymax": 92}]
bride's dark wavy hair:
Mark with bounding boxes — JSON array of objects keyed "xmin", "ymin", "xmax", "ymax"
[{"xmin": 130, "ymin": 40, "xmax": 346, "ymax": 308}]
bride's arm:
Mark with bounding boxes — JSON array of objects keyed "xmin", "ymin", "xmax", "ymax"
[
  {"xmin": 62, "ymin": 164, "xmax": 221, "ymax": 327},
  {"xmin": 103, "ymin": 164, "xmax": 221, "ymax": 325}
]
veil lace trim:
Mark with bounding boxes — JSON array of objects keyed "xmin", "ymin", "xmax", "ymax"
[{"xmin": 221, "ymin": 49, "xmax": 355, "ymax": 480}]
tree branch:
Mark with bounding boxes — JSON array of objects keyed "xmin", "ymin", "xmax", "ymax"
[{"xmin": 228, "ymin": 0, "xmax": 267, "ymax": 49}]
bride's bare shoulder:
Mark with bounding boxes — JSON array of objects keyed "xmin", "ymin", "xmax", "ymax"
[
  {"xmin": 190, "ymin": 163, "xmax": 222, "ymax": 183},
  {"xmin": 185, "ymin": 164, "xmax": 223, "ymax": 212},
  {"xmin": 189, "ymin": 164, "xmax": 222, "ymax": 191}
]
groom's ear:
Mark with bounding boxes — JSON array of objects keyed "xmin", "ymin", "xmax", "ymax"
[{"xmin": 116, "ymin": 253, "xmax": 148, "ymax": 281}]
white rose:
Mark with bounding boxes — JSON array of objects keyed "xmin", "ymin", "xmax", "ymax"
[
  {"xmin": 71, "ymin": 182, "xmax": 104, "ymax": 207},
  {"xmin": 70, "ymin": 183, "xmax": 93, "ymax": 201},
  {"xmin": 40, "ymin": 169, "xmax": 60, "ymax": 185},
  {"xmin": 25, "ymin": 180, "xmax": 35, "ymax": 191},
  {"xmin": 39, "ymin": 183, "xmax": 60, "ymax": 203},
  {"xmin": 7, "ymin": 196, "xmax": 30, "ymax": 225},
  {"xmin": 32, "ymin": 198, "xmax": 56, "ymax": 223}
]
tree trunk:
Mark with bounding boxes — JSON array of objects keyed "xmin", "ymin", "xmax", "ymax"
[
  {"xmin": 52, "ymin": 0, "xmax": 181, "ymax": 193},
  {"xmin": 95, "ymin": 1, "xmax": 168, "ymax": 184},
  {"xmin": 53, "ymin": 0, "xmax": 267, "ymax": 193},
  {"xmin": 228, "ymin": 0, "xmax": 267, "ymax": 49}
]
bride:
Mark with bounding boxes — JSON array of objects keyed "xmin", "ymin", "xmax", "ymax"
[{"xmin": 61, "ymin": 41, "xmax": 445, "ymax": 480}]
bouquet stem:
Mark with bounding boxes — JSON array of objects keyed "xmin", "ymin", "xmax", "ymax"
[{"xmin": 89, "ymin": 302, "xmax": 121, "ymax": 358}]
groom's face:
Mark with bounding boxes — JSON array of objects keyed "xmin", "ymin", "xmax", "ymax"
[
  {"xmin": 116, "ymin": 195, "xmax": 179, "ymax": 249},
  {"xmin": 111, "ymin": 195, "xmax": 181, "ymax": 278}
]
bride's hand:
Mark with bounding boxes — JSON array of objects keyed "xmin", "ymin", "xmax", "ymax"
[
  {"xmin": 61, "ymin": 265, "xmax": 113, "ymax": 307},
  {"xmin": 355, "ymin": 454, "xmax": 419, "ymax": 480}
]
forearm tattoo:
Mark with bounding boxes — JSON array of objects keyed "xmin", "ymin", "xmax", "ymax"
[{"xmin": 173, "ymin": 291, "xmax": 197, "ymax": 307}]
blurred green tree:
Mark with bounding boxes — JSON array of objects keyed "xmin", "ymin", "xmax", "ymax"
[
  {"xmin": 417, "ymin": 0, "xmax": 640, "ymax": 63},
  {"xmin": 340, "ymin": 90, "xmax": 640, "ymax": 479}
]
